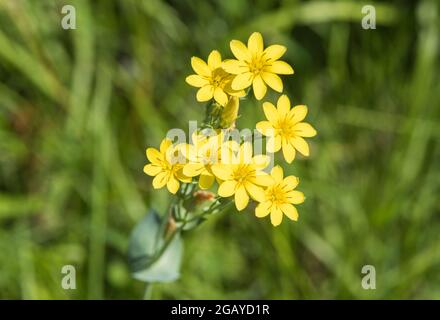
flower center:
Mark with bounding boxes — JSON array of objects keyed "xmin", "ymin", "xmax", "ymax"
[
  {"xmin": 267, "ymin": 184, "xmax": 287, "ymax": 205},
  {"xmin": 210, "ymin": 68, "xmax": 229, "ymax": 88},
  {"xmin": 162, "ymin": 162, "xmax": 177, "ymax": 176},
  {"xmin": 248, "ymin": 57, "xmax": 267, "ymax": 75},
  {"xmin": 275, "ymin": 118, "xmax": 295, "ymax": 139},
  {"xmin": 232, "ymin": 165, "xmax": 254, "ymax": 184}
]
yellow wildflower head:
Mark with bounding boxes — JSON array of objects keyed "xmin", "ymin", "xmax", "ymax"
[
  {"xmin": 256, "ymin": 95, "xmax": 317, "ymax": 163},
  {"xmin": 186, "ymin": 50, "xmax": 245, "ymax": 106},
  {"xmin": 255, "ymin": 166, "xmax": 304, "ymax": 226},
  {"xmin": 143, "ymin": 138, "xmax": 192, "ymax": 194},
  {"xmin": 181, "ymin": 131, "xmax": 224, "ymax": 190},
  {"xmin": 211, "ymin": 142, "xmax": 273, "ymax": 211},
  {"xmin": 223, "ymin": 32, "xmax": 294, "ymax": 100}
]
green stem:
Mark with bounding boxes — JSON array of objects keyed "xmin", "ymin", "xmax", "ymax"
[
  {"xmin": 153, "ymin": 226, "xmax": 180, "ymax": 261},
  {"xmin": 183, "ymin": 199, "xmax": 234, "ymax": 224},
  {"xmin": 148, "ymin": 199, "xmax": 231, "ymax": 267},
  {"xmin": 143, "ymin": 282, "xmax": 153, "ymax": 300}
]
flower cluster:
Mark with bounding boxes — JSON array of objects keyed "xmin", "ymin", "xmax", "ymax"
[{"xmin": 144, "ymin": 32, "xmax": 317, "ymax": 226}]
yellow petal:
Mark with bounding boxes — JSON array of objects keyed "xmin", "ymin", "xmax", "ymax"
[
  {"xmin": 282, "ymin": 141, "xmax": 296, "ymax": 163},
  {"xmin": 218, "ymin": 180, "xmax": 237, "ymax": 197},
  {"xmin": 222, "ymin": 139, "xmax": 240, "ymax": 154},
  {"xmin": 152, "ymin": 171, "xmax": 168, "ymax": 189},
  {"xmin": 214, "ymin": 87, "xmax": 228, "ymax": 106},
  {"xmin": 231, "ymin": 72, "xmax": 253, "ymax": 90},
  {"xmin": 280, "ymin": 203, "xmax": 298, "ymax": 221},
  {"xmin": 222, "ymin": 59, "xmax": 247, "ymax": 74},
  {"xmin": 196, "ymin": 85, "xmax": 214, "ymax": 102},
  {"xmin": 255, "ymin": 202, "xmax": 271, "ymax": 217},
  {"xmin": 191, "ymin": 56, "xmax": 211, "ymax": 77},
  {"xmin": 256, "ymin": 121, "xmax": 275, "ymax": 136},
  {"xmin": 211, "ymin": 164, "xmax": 232, "ymax": 180},
  {"xmin": 176, "ymin": 169, "xmax": 192, "ymax": 183},
  {"xmin": 270, "ymin": 166, "xmax": 284, "ymax": 183},
  {"xmin": 294, "ymin": 122, "xmax": 317, "ymax": 137},
  {"xmin": 245, "ymin": 182, "xmax": 265, "ymax": 202},
  {"xmin": 219, "ymin": 145, "xmax": 236, "ymax": 164},
  {"xmin": 180, "ymin": 144, "xmax": 196, "ymax": 161},
  {"xmin": 251, "ymin": 154, "xmax": 270, "ymax": 170},
  {"xmin": 286, "ymin": 190, "xmax": 305, "ymax": 204},
  {"xmin": 223, "ymin": 78, "xmax": 245, "ymax": 96},
  {"xmin": 199, "ymin": 173, "xmax": 215, "ymax": 189},
  {"xmin": 261, "ymin": 72, "xmax": 283, "ymax": 92},
  {"xmin": 166, "ymin": 175, "xmax": 180, "ymax": 194},
  {"xmin": 191, "ymin": 132, "xmax": 206, "ymax": 146},
  {"xmin": 263, "ymin": 45, "xmax": 286, "ymax": 61},
  {"xmin": 283, "ymin": 175, "xmax": 299, "ymax": 190},
  {"xmin": 266, "ymin": 60, "xmax": 294, "ymax": 74},
  {"xmin": 239, "ymin": 142, "xmax": 253, "ymax": 164},
  {"xmin": 183, "ymin": 163, "xmax": 205, "ymax": 177},
  {"xmin": 292, "ymin": 136, "xmax": 310, "ymax": 156},
  {"xmin": 204, "ymin": 138, "xmax": 221, "ymax": 158},
  {"xmin": 262, "ymin": 102, "xmax": 278, "ymax": 123},
  {"xmin": 234, "ymin": 185, "xmax": 249, "ymax": 211},
  {"xmin": 185, "ymin": 74, "xmax": 209, "ymax": 87},
  {"xmin": 230, "ymin": 40, "xmax": 251, "ymax": 61},
  {"xmin": 252, "ymin": 172, "xmax": 274, "ymax": 187},
  {"xmin": 270, "ymin": 205, "xmax": 283, "ymax": 226},
  {"xmin": 267, "ymin": 135, "xmax": 282, "ymax": 153},
  {"xmin": 146, "ymin": 148, "xmax": 163, "ymax": 165},
  {"xmin": 160, "ymin": 138, "xmax": 173, "ymax": 154},
  {"xmin": 207, "ymin": 50, "xmax": 222, "ymax": 70},
  {"xmin": 143, "ymin": 164, "xmax": 162, "ymax": 176},
  {"xmin": 228, "ymin": 89, "xmax": 246, "ymax": 97},
  {"xmin": 277, "ymin": 94, "xmax": 291, "ymax": 118},
  {"xmin": 165, "ymin": 145, "xmax": 181, "ymax": 165},
  {"xmin": 248, "ymin": 32, "xmax": 263, "ymax": 56},
  {"xmin": 252, "ymin": 75, "xmax": 267, "ymax": 100},
  {"xmin": 288, "ymin": 105, "xmax": 308, "ymax": 123}
]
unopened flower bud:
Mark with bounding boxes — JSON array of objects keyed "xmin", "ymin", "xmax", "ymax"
[
  {"xmin": 193, "ymin": 190, "xmax": 216, "ymax": 204},
  {"xmin": 220, "ymin": 96, "xmax": 239, "ymax": 128}
]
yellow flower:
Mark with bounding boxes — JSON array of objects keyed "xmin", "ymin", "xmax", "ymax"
[
  {"xmin": 143, "ymin": 138, "xmax": 191, "ymax": 194},
  {"xmin": 211, "ymin": 142, "xmax": 273, "ymax": 211},
  {"xmin": 186, "ymin": 50, "xmax": 245, "ymax": 106},
  {"xmin": 256, "ymin": 95, "xmax": 317, "ymax": 163},
  {"xmin": 255, "ymin": 166, "xmax": 304, "ymax": 226},
  {"xmin": 223, "ymin": 32, "xmax": 294, "ymax": 100},
  {"xmin": 181, "ymin": 132, "xmax": 224, "ymax": 190}
]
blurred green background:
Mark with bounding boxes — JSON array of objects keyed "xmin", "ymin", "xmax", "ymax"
[{"xmin": 0, "ymin": 0, "xmax": 439, "ymax": 299}]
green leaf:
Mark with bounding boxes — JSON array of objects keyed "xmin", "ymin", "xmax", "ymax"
[{"xmin": 128, "ymin": 210, "xmax": 183, "ymax": 283}]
